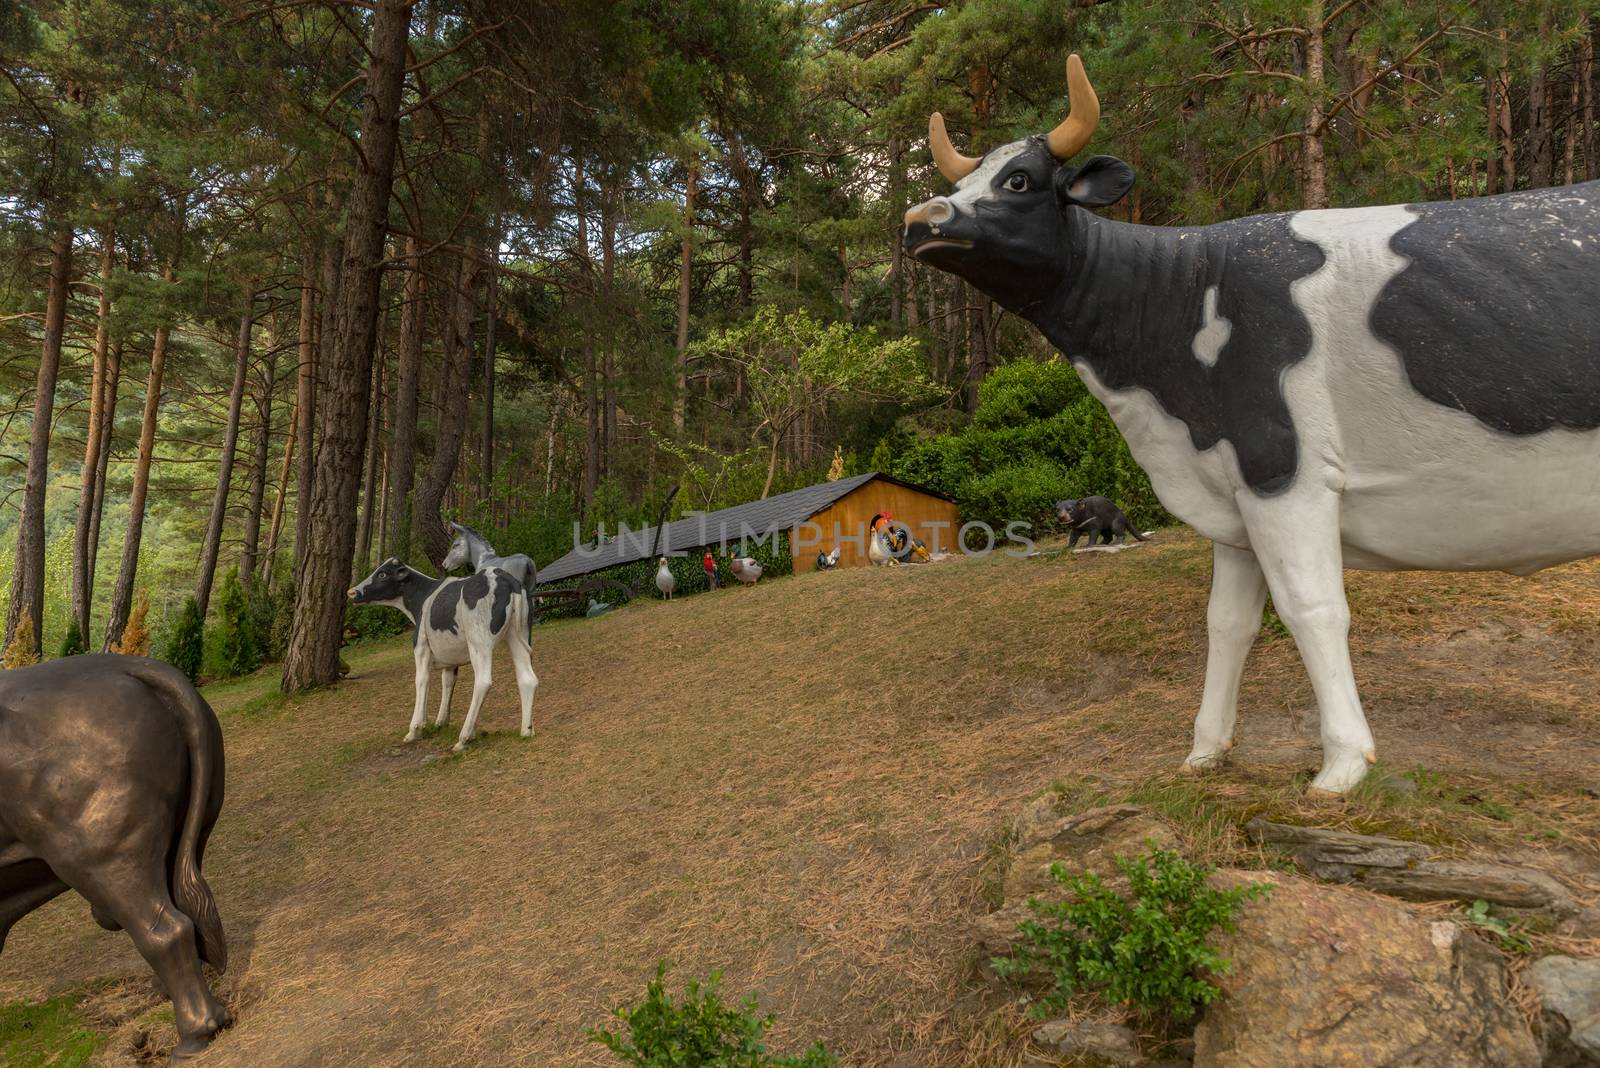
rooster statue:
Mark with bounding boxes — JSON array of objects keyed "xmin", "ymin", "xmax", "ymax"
[
  {"xmin": 815, "ymin": 546, "xmax": 840, "ymax": 571},
  {"xmin": 869, "ymin": 512, "xmax": 932, "ymax": 566}
]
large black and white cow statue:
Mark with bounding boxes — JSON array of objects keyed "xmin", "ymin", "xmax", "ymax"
[
  {"xmin": 904, "ymin": 53, "xmax": 1600, "ymax": 794},
  {"xmin": 350, "ymin": 559, "xmax": 537, "ymax": 751}
]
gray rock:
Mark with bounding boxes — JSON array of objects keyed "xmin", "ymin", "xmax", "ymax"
[
  {"xmin": 1525, "ymin": 955, "xmax": 1600, "ymax": 1066},
  {"xmin": 1032, "ymin": 1019, "xmax": 1140, "ymax": 1065},
  {"xmin": 1245, "ymin": 818, "xmax": 1574, "ymax": 915}
]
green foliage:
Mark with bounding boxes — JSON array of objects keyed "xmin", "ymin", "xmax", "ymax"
[
  {"xmin": 268, "ymin": 586, "xmax": 294, "ymax": 663},
  {"xmin": 57, "ymin": 622, "xmax": 87, "ymax": 658},
  {"xmin": 889, "ymin": 359, "xmax": 1169, "ymax": 533},
  {"xmin": 0, "ymin": 995, "xmax": 102, "ymax": 1068},
  {"xmin": 1461, "ymin": 900, "xmax": 1533, "ymax": 953},
  {"xmin": 993, "ymin": 845, "xmax": 1269, "ymax": 1021},
  {"xmin": 589, "ymin": 961, "xmax": 834, "ymax": 1068},
  {"xmin": 214, "ymin": 569, "xmax": 263, "ymax": 677},
  {"xmin": 159, "ymin": 596, "xmax": 205, "ymax": 683},
  {"xmin": 343, "ymin": 603, "xmax": 411, "ymax": 646}
]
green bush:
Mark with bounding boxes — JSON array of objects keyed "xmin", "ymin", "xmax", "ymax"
[
  {"xmin": 887, "ymin": 358, "xmax": 1170, "ymax": 533},
  {"xmin": 160, "ymin": 596, "xmax": 205, "ymax": 683},
  {"xmin": 589, "ymin": 961, "xmax": 833, "ymax": 1068},
  {"xmin": 268, "ymin": 586, "xmax": 294, "ymax": 661},
  {"xmin": 57, "ymin": 623, "xmax": 86, "ymax": 658},
  {"xmin": 215, "ymin": 570, "xmax": 263, "ymax": 677},
  {"xmin": 343, "ymin": 602, "xmax": 411, "ymax": 645},
  {"xmin": 993, "ymin": 845, "xmax": 1269, "ymax": 1022}
]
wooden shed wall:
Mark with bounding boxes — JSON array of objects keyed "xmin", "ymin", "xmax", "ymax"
[{"xmin": 791, "ymin": 480, "xmax": 962, "ymax": 570}]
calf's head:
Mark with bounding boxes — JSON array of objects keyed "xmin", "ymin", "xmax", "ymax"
[
  {"xmin": 903, "ymin": 54, "xmax": 1135, "ymax": 314},
  {"xmin": 349, "ymin": 558, "xmax": 414, "ymax": 606}
]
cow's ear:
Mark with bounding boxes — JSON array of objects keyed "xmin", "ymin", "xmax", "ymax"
[{"xmin": 1056, "ymin": 155, "xmax": 1135, "ymax": 208}]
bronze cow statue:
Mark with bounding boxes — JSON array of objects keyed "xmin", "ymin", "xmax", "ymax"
[{"xmin": 0, "ymin": 655, "xmax": 231, "ymax": 1059}]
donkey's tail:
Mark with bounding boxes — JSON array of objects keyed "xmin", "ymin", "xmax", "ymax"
[{"xmin": 123, "ymin": 659, "xmax": 228, "ymax": 973}]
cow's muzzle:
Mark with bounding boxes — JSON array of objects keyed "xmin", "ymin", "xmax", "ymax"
[{"xmin": 904, "ymin": 197, "xmax": 971, "ymax": 261}]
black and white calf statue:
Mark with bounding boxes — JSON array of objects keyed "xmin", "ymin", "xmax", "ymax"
[
  {"xmin": 905, "ymin": 53, "xmax": 1600, "ymax": 794},
  {"xmin": 1, "ymin": 656, "xmax": 231, "ymax": 1059},
  {"xmin": 442, "ymin": 521, "xmax": 536, "ymax": 588},
  {"xmin": 350, "ymin": 558, "xmax": 537, "ymax": 751}
]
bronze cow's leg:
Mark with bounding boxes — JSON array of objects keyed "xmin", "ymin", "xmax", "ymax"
[{"xmin": 0, "ymin": 858, "xmax": 68, "ymax": 954}]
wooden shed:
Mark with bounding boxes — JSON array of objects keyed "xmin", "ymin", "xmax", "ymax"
[{"xmin": 537, "ymin": 472, "xmax": 960, "ymax": 585}]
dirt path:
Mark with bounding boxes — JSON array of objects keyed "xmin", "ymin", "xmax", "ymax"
[{"xmin": 4, "ymin": 532, "xmax": 1598, "ymax": 1065}]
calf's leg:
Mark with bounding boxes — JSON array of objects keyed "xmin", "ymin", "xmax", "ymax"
[
  {"xmin": 508, "ymin": 628, "xmax": 538, "ymax": 738},
  {"xmin": 1239, "ymin": 493, "xmax": 1376, "ymax": 794},
  {"xmin": 0, "ymin": 859, "xmax": 68, "ymax": 954},
  {"xmin": 434, "ymin": 667, "xmax": 458, "ymax": 727},
  {"xmin": 1183, "ymin": 541, "xmax": 1266, "ymax": 772},
  {"xmin": 405, "ymin": 645, "xmax": 433, "ymax": 743},
  {"xmin": 454, "ymin": 644, "xmax": 494, "ymax": 752}
]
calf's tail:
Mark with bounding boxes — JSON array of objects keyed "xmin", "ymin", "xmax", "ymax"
[
  {"xmin": 122, "ymin": 659, "xmax": 229, "ymax": 973},
  {"xmin": 1128, "ymin": 523, "xmax": 1150, "ymax": 542}
]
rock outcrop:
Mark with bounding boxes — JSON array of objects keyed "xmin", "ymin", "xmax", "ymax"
[
  {"xmin": 1193, "ymin": 871, "xmax": 1539, "ymax": 1068},
  {"xmin": 1525, "ymin": 955, "xmax": 1600, "ymax": 1067}
]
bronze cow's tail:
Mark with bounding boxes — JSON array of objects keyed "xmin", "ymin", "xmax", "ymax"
[{"xmin": 122, "ymin": 659, "xmax": 228, "ymax": 973}]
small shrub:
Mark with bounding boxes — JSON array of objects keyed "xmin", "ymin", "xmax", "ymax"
[
  {"xmin": 215, "ymin": 570, "xmax": 263, "ymax": 677},
  {"xmin": 343, "ymin": 602, "xmax": 410, "ymax": 645},
  {"xmin": 993, "ymin": 845, "xmax": 1269, "ymax": 1022},
  {"xmin": 112, "ymin": 589, "xmax": 153, "ymax": 656},
  {"xmin": 1461, "ymin": 899, "xmax": 1532, "ymax": 953},
  {"xmin": 2, "ymin": 614, "xmax": 40, "ymax": 668},
  {"xmin": 268, "ymin": 587, "xmax": 294, "ymax": 661},
  {"xmin": 58, "ymin": 622, "xmax": 87, "ymax": 658},
  {"xmin": 589, "ymin": 961, "xmax": 834, "ymax": 1068},
  {"xmin": 161, "ymin": 596, "xmax": 205, "ymax": 682}
]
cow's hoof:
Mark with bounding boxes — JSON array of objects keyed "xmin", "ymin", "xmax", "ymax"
[
  {"xmin": 1180, "ymin": 747, "xmax": 1230, "ymax": 774},
  {"xmin": 1308, "ymin": 748, "xmax": 1376, "ymax": 796},
  {"xmin": 403, "ymin": 730, "xmax": 420, "ymax": 743},
  {"xmin": 520, "ymin": 728, "xmax": 533, "ymax": 738},
  {"xmin": 451, "ymin": 741, "xmax": 468, "ymax": 753}
]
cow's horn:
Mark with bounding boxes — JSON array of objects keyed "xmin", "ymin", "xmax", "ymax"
[
  {"xmin": 928, "ymin": 112, "xmax": 979, "ymax": 183},
  {"xmin": 1046, "ymin": 53, "xmax": 1100, "ymax": 161}
]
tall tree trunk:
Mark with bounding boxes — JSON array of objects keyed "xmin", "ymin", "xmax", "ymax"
[
  {"xmin": 575, "ymin": 160, "xmax": 599, "ymax": 511},
  {"xmin": 1493, "ymin": 34, "xmax": 1517, "ymax": 193},
  {"xmin": 1565, "ymin": 49, "xmax": 1582, "ymax": 186},
  {"xmin": 1528, "ymin": 17, "xmax": 1554, "ymax": 189},
  {"xmin": 600, "ymin": 183, "xmax": 617, "ymax": 472},
  {"xmin": 71, "ymin": 223, "xmax": 115, "ymax": 647},
  {"xmin": 282, "ymin": 0, "xmax": 411, "ymax": 692},
  {"xmin": 264, "ymin": 383, "xmax": 298, "ymax": 594},
  {"xmin": 195, "ymin": 290, "xmax": 256, "ymax": 617},
  {"xmin": 415, "ymin": 252, "xmax": 478, "ymax": 565},
  {"xmin": 479, "ymin": 219, "xmax": 499, "ymax": 502},
  {"xmin": 888, "ymin": 132, "xmax": 904, "ymax": 324},
  {"xmin": 240, "ymin": 318, "xmax": 279, "ymax": 592},
  {"xmin": 1301, "ymin": 0, "xmax": 1330, "ymax": 210},
  {"xmin": 5, "ymin": 223, "xmax": 72, "ymax": 657},
  {"xmin": 385, "ymin": 236, "xmax": 424, "ymax": 556},
  {"xmin": 1583, "ymin": 32, "xmax": 1596, "ymax": 183},
  {"xmin": 357, "ymin": 346, "xmax": 385, "ymax": 571},
  {"xmin": 104, "ymin": 241, "xmax": 180, "ymax": 652},
  {"xmin": 672, "ymin": 155, "xmax": 698, "ymax": 435},
  {"xmin": 293, "ymin": 243, "xmax": 318, "ymax": 570},
  {"xmin": 87, "ymin": 340, "xmax": 122, "ymax": 593}
]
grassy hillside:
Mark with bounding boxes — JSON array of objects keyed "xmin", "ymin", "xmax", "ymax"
[{"xmin": 3, "ymin": 531, "xmax": 1599, "ymax": 1066}]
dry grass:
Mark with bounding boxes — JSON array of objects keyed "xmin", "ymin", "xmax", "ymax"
[{"xmin": 2, "ymin": 529, "xmax": 1598, "ymax": 1066}]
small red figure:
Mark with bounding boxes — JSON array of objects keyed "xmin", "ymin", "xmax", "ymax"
[{"xmin": 703, "ymin": 549, "xmax": 721, "ymax": 589}]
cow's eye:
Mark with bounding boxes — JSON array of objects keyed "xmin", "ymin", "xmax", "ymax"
[{"xmin": 1004, "ymin": 172, "xmax": 1029, "ymax": 192}]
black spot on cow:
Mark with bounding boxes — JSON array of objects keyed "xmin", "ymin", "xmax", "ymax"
[
  {"xmin": 459, "ymin": 572, "xmax": 490, "ymax": 610},
  {"xmin": 428, "ymin": 583, "xmax": 463, "ymax": 634},
  {"xmin": 1372, "ymin": 182, "xmax": 1600, "ymax": 435},
  {"xmin": 489, "ymin": 573, "xmax": 515, "ymax": 635},
  {"xmin": 1034, "ymin": 210, "xmax": 1326, "ymax": 494}
]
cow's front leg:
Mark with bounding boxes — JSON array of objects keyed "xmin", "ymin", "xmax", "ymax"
[
  {"xmin": 406, "ymin": 646, "xmax": 433, "ymax": 743},
  {"xmin": 1239, "ymin": 493, "xmax": 1375, "ymax": 794},
  {"xmin": 1183, "ymin": 541, "xmax": 1266, "ymax": 773}
]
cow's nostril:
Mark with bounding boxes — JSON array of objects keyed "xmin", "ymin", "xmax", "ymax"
[{"xmin": 905, "ymin": 197, "xmax": 955, "ymax": 229}]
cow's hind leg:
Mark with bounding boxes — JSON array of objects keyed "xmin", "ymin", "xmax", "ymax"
[
  {"xmin": 53, "ymin": 854, "xmax": 230, "ymax": 1059},
  {"xmin": 405, "ymin": 645, "xmax": 433, "ymax": 743},
  {"xmin": 1183, "ymin": 542, "xmax": 1266, "ymax": 773},
  {"xmin": 434, "ymin": 667, "xmax": 458, "ymax": 727},
  {"xmin": 508, "ymin": 625, "xmax": 538, "ymax": 738},
  {"xmin": 454, "ymin": 644, "xmax": 494, "ymax": 752},
  {"xmin": 1239, "ymin": 494, "xmax": 1376, "ymax": 794}
]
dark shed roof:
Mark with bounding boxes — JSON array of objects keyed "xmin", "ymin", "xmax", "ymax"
[{"xmin": 538, "ymin": 472, "xmax": 953, "ymax": 584}]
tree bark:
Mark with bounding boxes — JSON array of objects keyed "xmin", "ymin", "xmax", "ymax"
[
  {"xmin": 415, "ymin": 252, "xmax": 478, "ymax": 565},
  {"xmin": 672, "ymin": 155, "xmax": 698, "ymax": 435},
  {"xmin": 86, "ymin": 340, "xmax": 122, "ymax": 593},
  {"xmin": 71, "ymin": 223, "xmax": 115, "ymax": 647},
  {"xmin": 264, "ymin": 380, "xmax": 297, "ymax": 594},
  {"xmin": 5, "ymin": 223, "xmax": 72, "ymax": 658},
  {"xmin": 292, "ymin": 243, "xmax": 318, "ymax": 569},
  {"xmin": 1583, "ymin": 33, "xmax": 1595, "ymax": 183},
  {"xmin": 601, "ymin": 182, "xmax": 617, "ymax": 473},
  {"xmin": 575, "ymin": 160, "xmax": 599, "ymax": 511},
  {"xmin": 1528, "ymin": 17, "xmax": 1554, "ymax": 189},
  {"xmin": 195, "ymin": 290, "xmax": 255, "ymax": 617},
  {"xmin": 1301, "ymin": 0, "xmax": 1330, "ymax": 210},
  {"xmin": 282, "ymin": 0, "xmax": 412, "ymax": 692},
  {"xmin": 1565, "ymin": 48, "xmax": 1582, "ymax": 186},
  {"xmin": 385, "ymin": 235, "xmax": 424, "ymax": 556},
  {"xmin": 357, "ymin": 343, "xmax": 385, "ymax": 571},
  {"xmin": 240, "ymin": 318, "xmax": 279, "ymax": 592},
  {"xmin": 479, "ymin": 220, "xmax": 499, "ymax": 502},
  {"xmin": 104, "ymin": 245, "xmax": 179, "ymax": 653}
]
